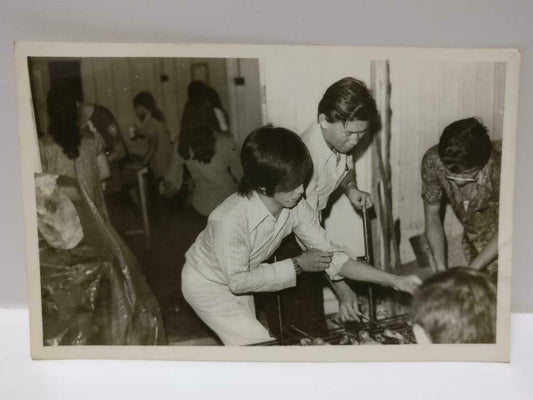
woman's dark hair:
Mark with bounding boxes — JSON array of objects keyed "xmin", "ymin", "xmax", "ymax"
[
  {"xmin": 178, "ymin": 101, "xmax": 219, "ymax": 163},
  {"xmin": 47, "ymin": 85, "xmax": 81, "ymax": 160},
  {"xmin": 411, "ymin": 267, "xmax": 497, "ymax": 343},
  {"xmin": 238, "ymin": 125, "xmax": 313, "ymax": 197},
  {"xmin": 438, "ymin": 117, "xmax": 492, "ymax": 173},
  {"xmin": 133, "ymin": 91, "xmax": 164, "ymax": 121},
  {"xmin": 318, "ymin": 77, "xmax": 379, "ymax": 126},
  {"xmin": 187, "ymin": 81, "xmax": 210, "ymax": 102}
]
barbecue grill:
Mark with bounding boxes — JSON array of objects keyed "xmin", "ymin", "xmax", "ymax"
[{"xmin": 250, "ymin": 314, "xmax": 415, "ymax": 346}]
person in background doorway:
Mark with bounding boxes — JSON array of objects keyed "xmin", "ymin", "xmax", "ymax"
[
  {"xmin": 410, "ymin": 267, "xmax": 496, "ymax": 344},
  {"xmin": 422, "ymin": 117, "xmax": 500, "ymax": 281}
]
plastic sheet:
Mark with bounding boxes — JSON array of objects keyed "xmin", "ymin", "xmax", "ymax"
[{"xmin": 37, "ymin": 174, "xmax": 167, "ymax": 345}]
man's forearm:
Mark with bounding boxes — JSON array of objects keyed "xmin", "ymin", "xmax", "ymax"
[
  {"xmin": 469, "ymin": 234, "xmax": 498, "ymax": 270},
  {"xmin": 425, "ymin": 218, "xmax": 447, "ymax": 270}
]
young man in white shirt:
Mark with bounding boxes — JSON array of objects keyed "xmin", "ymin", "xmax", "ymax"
[
  {"xmin": 299, "ymin": 77, "xmax": 378, "ymax": 323},
  {"xmin": 181, "ymin": 126, "xmax": 420, "ymax": 345}
]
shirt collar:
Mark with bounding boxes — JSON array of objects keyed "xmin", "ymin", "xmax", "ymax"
[
  {"xmin": 247, "ymin": 191, "xmax": 276, "ymax": 232},
  {"xmin": 246, "ymin": 191, "xmax": 291, "ymax": 232},
  {"xmin": 307, "ymin": 121, "xmax": 337, "ymax": 168}
]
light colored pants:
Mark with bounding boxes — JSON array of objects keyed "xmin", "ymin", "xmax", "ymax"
[{"xmin": 181, "ymin": 264, "xmax": 273, "ymax": 345}]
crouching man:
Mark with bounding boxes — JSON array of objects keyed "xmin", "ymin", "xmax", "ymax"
[{"xmin": 181, "ymin": 126, "xmax": 421, "ymax": 345}]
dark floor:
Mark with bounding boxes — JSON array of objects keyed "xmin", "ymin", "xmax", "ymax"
[{"xmin": 105, "ymin": 189, "xmax": 217, "ymax": 344}]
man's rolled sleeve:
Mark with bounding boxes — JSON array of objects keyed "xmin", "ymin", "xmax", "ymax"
[{"xmin": 326, "ymin": 252, "xmax": 350, "ymax": 279}]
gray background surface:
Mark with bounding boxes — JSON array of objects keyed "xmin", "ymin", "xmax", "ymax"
[{"xmin": 1, "ymin": 0, "xmax": 531, "ymax": 312}]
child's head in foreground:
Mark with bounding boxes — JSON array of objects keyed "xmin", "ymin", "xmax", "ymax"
[{"xmin": 410, "ymin": 267, "xmax": 496, "ymax": 344}]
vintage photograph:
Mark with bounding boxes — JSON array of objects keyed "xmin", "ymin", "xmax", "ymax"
[{"xmin": 15, "ymin": 43, "xmax": 518, "ymax": 361}]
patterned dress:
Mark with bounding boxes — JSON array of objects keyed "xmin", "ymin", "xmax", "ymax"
[
  {"xmin": 39, "ymin": 127, "xmax": 109, "ymax": 221},
  {"xmin": 421, "ymin": 142, "xmax": 501, "ymax": 274}
]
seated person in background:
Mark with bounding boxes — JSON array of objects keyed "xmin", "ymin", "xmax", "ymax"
[
  {"xmin": 78, "ymin": 100, "xmax": 127, "ymax": 194},
  {"xmin": 78, "ymin": 101, "xmax": 126, "ymax": 163},
  {"xmin": 422, "ymin": 117, "xmax": 500, "ymax": 280},
  {"xmin": 131, "ymin": 91, "xmax": 172, "ymax": 206},
  {"xmin": 181, "ymin": 125, "xmax": 421, "ymax": 345},
  {"xmin": 410, "ymin": 267, "xmax": 496, "ymax": 344},
  {"xmin": 177, "ymin": 100, "xmax": 242, "ymax": 220}
]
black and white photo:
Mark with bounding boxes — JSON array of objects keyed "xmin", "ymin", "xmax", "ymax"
[{"xmin": 15, "ymin": 42, "xmax": 518, "ymax": 361}]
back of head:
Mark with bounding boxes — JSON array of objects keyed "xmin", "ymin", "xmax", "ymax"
[
  {"xmin": 438, "ymin": 117, "xmax": 492, "ymax": 173},
  {"xmin": 238, "ymin": 125, "xmax": 313, "ymax": 197},
  {"xmin": 318, "ymin": 77, "xmax": 378, "ymax": 126},
  {"xmin": 178, "ymin": 100, "xmax": 219, "ymax": 162},
  {"xmin": 411, "ymin": 267, "xmax": 497, "ymax": 343},
  {"xmin": 187, "ymin": 81, "xmax": 210, "ymax": 102},
  {"xmin": 46, "ymin": 85, "xmax": 81, "ymax": 160}
]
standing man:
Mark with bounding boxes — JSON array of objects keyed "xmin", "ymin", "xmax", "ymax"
[
  {"xmin": 300, "ymin": 77, "xmax": 378, "ymax": 322},
  {"xmin": 260, "ymin": 77, "xmax": 380, "ymax": 336}
]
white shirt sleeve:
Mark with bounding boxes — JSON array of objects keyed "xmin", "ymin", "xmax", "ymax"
[
  {"xmin": 212, "ymin": 220, "xmax": 297, "ymax": 294},
  {"xmin": 290, "ymin": 200, "xmax": 349, "ymax": 279}
]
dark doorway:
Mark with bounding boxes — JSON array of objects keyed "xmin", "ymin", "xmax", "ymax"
[{"xmin": 48, "ymin": 60, "xmax": 83, "ymax": 100}]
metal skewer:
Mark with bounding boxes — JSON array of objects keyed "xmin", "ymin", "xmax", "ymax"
[{"xmin": 290, "ymin": 325, "xmax": 314, "ymax": 339}]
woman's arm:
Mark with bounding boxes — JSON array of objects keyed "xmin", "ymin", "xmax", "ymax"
[
  {"xmin": 424, "ymin": 202, "xmax": 447, "ymax": 272},
  {"xmin": 468, "ymin": 233, "xmax": 498, "ymax": 271}
]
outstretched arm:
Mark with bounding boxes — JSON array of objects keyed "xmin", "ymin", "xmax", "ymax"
[
  {"xmin": 338, "ymin": 258, "xmax": 421, "ymax": 294},
  {"xmin": 468, "ymin": 233, "xmax": 498, "ymax": 271}
]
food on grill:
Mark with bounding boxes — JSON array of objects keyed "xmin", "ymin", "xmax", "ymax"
[
  {"xmin": 357, "ymin": 330, "xmax": 381, "ymax": 345},
  {"xmin": 383, "ymin": 329, "xmax": 408, "ymax": 344},
  {"xmin": 339, "ymin": 332, "xmax": 359, "ymax": 345},
  {"xmin": 299, "ymin": 337, "xmax": 331, "ymax": 346}
]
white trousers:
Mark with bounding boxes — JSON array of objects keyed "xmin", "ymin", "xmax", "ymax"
[{"xmin": 181, "ymin": 264, "xmax": 273, "ymax": 345}]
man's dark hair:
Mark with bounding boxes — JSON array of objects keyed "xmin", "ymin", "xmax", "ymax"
[
  {"xmin": 438, "ymin": 117, "xmax": 492, "ymax": 173},
  {"xmin": 317, "ymin": 77, "xmax": 378, "ymax": 126},
  {"xmin": 411, "ymin": 267, "xmax": 497, "ymax": 343},
  {"xmin": 238, "ymin": 125, "xmax": 313, "ymax": 197}
]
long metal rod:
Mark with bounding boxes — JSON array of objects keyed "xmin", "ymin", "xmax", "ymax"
[
  {"xmin": 277, "ymin": 293, "xmax": 284, "ymax": 344},
  {"xmin": 274, "ymin": 256, "xmax": 284, "ymax": 344},
  {"xmin": 363, "ymin": 205, "xmax": 376, "ymax": 321}
]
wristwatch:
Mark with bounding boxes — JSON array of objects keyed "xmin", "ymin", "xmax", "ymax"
[{"xmin": 291, "ymin": 258, "xmax": 303, "ymax": 275}]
